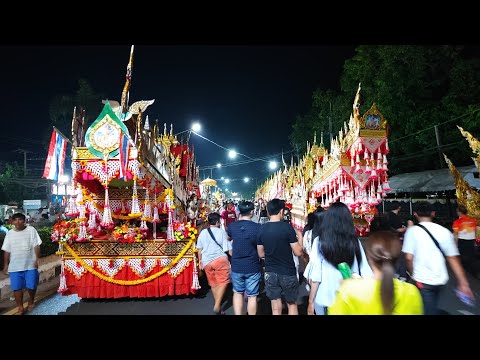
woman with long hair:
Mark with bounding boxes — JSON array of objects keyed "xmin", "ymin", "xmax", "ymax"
[
  {"xmin": 302, "ymin": 209, "xmax": 325, "ymax": 291},
  {"xmin": 302, "ymin": 212, "xmax": 316, "ymax": 236},
  {"xmin": 303, "ymin": 209, "xmax": 324, "ymax": 268},
  {"xmin": 328, "ymin": 231, "xmax": 423, "ymax": 314},
  {"xmin": 307, "ymin": 201, "xmax": 373, "ymax": 315}
]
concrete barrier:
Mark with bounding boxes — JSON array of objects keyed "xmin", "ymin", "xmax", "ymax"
[{"xmin": 0, "ymin": 255, "xmax": 61, "ymax": 301}]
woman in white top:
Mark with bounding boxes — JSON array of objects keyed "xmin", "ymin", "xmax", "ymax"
[
  {"xmin": 303, "ymin": 209, "xmax": 325, "ymax": 288},
  {"xmin": 307, "ymin": 202, "xmax": 373, "ymax": 315}
]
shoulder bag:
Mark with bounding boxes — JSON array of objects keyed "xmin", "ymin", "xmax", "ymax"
[
  {"xmin": 207, "ymin": 227, "xmax": 231, "ymax": 262},
  {"xmin": 416, "ymin": 224, "xmax": 446, "ymax": 257}
]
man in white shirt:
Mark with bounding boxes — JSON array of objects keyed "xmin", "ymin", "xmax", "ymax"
[
  {"xmin": 403, "ymin": 202, "xmax": 473, "ymax": 315},
  {"xmin": 196, "ymin": 212, "xmax": 232, "ymax": 315},
  {"xmin": 1, "ymin": 213, "xmax": 42, "ymax": 315}
]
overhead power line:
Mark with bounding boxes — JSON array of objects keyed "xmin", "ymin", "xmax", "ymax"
[{"xmin": 389, "ymin": 108, "xmax": 480, "ymax": 144}]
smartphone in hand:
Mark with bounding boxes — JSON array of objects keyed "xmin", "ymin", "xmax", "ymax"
[{"xmin": 455, "ymin": 289, "xmax": 476, "ymax": 307}]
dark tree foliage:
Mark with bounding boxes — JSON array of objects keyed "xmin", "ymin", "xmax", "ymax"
[
  {"xmin": 47, "ymin": 79, "xmax": 105, "ymax": 148},
  {"xmin": 0, "ymin": 163, "xmax": 25, "ymax": 203}
]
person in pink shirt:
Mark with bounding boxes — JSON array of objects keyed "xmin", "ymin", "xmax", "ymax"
[{"xmin": 221, "ymin": 202, "xmax": 237, "ymax": 232}]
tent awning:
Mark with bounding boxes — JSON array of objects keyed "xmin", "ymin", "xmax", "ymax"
[{"xmin": 388, "ymin": 165, "xmax": 479, "ymax": 193}]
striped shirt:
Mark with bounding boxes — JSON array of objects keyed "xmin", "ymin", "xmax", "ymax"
[{"xmin": 1, "ymin": 226, "xmax": 42, "ymax": 272}]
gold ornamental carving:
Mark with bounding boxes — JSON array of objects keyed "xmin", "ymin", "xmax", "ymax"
[
  {"xmin": 66, "ymin": 240, "xmax": 194, "ymax": 258},
  {"xmin": 73, "ymin": 148, "xmax": 96, "ymax": 160},
  {"xmin": 360, "ymin": 103, "xmax": 388, "ymax": 130}
]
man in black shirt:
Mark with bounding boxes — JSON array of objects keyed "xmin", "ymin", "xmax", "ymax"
[
  {"xmin": 388, "ymin": 201, "xmax": 406, "ymax": 238},
  {"xmin": 257, "ymin": 199, "xmax": 303, "ymax": 315}
]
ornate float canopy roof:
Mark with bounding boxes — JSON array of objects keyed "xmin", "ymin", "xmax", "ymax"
[{"xmin": 85, "ymin": 101, "xmax": 130, "ymax": 159}]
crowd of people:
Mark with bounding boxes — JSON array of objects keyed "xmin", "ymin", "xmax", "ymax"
[
  {"xmin": 196, "ymin": 198, "xmax": 476, "ymax": 315},
  {"xmin": 0, "ymin": 196, "xmax": 476, "ymax": 316}
]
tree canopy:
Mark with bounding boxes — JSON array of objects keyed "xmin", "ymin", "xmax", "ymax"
[{"xmin": 47, "ymin": 79, "xmax": 105, "ymax": 146}]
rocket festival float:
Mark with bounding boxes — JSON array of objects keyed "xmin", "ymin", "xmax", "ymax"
[
  {"xmin": 256, "ymin": 84, "xmax": 391, "ymax": 236},
  {"xmin": 45, "ymin": 46, "xmax": 204, "ymax": 299}
]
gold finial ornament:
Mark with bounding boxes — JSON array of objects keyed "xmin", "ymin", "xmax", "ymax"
[
  {"xmin": 458, "ymin": 126, "xmax": 480, "ymax": 171},
  {"xmin": 444, "ymin": 154, "xmax": 480, "ymax": 221}
]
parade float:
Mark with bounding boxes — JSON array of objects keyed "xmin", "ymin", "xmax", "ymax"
[
  {"xmin": 256, "ymin": 84, "xmax": 390, "ymax": 235},
  {"xmin": 51, "ymin": 46, "xmax": 202, "ymax": 299}
]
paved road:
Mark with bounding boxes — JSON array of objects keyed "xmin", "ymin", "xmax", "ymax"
[
  {"xmin": 17, "ymin": 215, "xmax": 480, "ymax": 315},
  {"xmin": 23, "ymin": 265, "xmax": 479, "ymax": 315},
  {"xmin": 29, "ymin": 273, "xmax": 310, "ymax": 315}
]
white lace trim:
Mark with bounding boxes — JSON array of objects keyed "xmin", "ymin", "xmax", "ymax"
[
  {"xmin": 96, "ymin": 258, "xmax": 127, "ymax": 277},
  {"xmin": 64, "ymin": 259, "xmax": 94, "ymax": 279},
  {"xmin": 127, "ymin": 258, "xmax": 158, "ymax": 278}
]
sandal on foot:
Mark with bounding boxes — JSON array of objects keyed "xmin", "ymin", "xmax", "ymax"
[{"xmin": 27, "ymin": 304, "xmax": 35, "ymax": 312}]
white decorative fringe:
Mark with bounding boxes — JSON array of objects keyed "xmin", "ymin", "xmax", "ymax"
[
  {"xmin": 152, "ymin": 190, "xmax": 160, "ymax": 223},
  {"xmin": 167, "ymin": 210, "xmax": 174, "ymax": 242},
  {"xmin": 153, "ymin": 206, "xmax": 160, "ymax": 222},
  {"xmin": 87, "ymin": 203, "xmax": 97, "ymax": 231},
  {"xmin": 191, "ymin": 250, "xmax": 201, "ymax": 291},
  {"xmin": 142, "ymin": 189, "xmax": 152, "ymax": 221},
  {"xmin": 130, "ymin": 179, "xmax": 141, "ymax": 216},
  {"xmin": 57, "ymin": 260, "xmax": 68, "ymax": 293},
  {"xmin": 166, "ymin": 192, "xmax": 175, "ymax": 242},
  {"xmin": 77, "ymin": 203, "xmax": 87, "ymax": 241},
  {"xmin": 100, "ymin": 187, "xmax": 114, "ymax": 228}
]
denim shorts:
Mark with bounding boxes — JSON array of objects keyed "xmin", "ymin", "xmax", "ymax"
[
  {"xmin": 10, "ymin": 269, "xmax": 39, "ymax": 291},
  {"xmin": 231, "ymin": 271, "xmax": 261, "ymax": 296},
  {"xmin": 264, "ymin": 272, "xmax": 299, "ymax": 304}
]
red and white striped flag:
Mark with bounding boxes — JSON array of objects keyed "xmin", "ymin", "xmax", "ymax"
[
  {"xmin": 43, "ymin": 130, "xmax": 67, "ymax": 181},
  {"xmin": 119, "ymin": 132, "xmax": 130, "ymax": 180}
]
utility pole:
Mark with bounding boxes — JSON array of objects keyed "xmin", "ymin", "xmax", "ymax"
[
  {"xmin": 14, "ymin": 148, "xmax": 33, "ymax": 176},
  {"xmin": 434, "ymin": 125, "xmax": 444, "ymax": 168}
]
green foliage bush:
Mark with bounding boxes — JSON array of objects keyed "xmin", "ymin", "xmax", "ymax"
[{"xmin": 36, "ymin": 226, "xmax": 58, "ymax": 257}]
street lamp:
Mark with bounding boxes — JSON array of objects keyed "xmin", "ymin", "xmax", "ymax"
[
  {"xmin": 191, "ymin": 122, "xmax": 201, "ymax": 132},
  {"xmin": 228, "ymin": 150, "xmax": 237, "ymax": 159},
  {"xmin": 269, "ymin": 161, "xmax": 277, "ymax": 170},
  {"xmin": 175, "ymin": 122, "xmax": 202, "ymax": 136}
]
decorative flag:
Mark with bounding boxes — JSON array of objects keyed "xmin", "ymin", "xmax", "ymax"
[
  {"xmin": 119, "ymin": 132, "xmax": 130, "ymax": 180},
  {"xmin": 43, "ymin": 130, "xmax": 67, "ymax": 181}
]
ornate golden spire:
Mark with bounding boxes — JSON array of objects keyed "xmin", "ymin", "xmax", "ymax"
[
  {"xmin": 353, "ymin": 82, "xmax": 362, "ymax": 125},
  {"xmin": 458, "ymin": 126, "xmax": 480, "ymax": 171},
  {"xmin": 121, "ymin": 45, "xmax": 134, "ymax": 115},
  {"xmin": 444, "ymin": 154, "xmax": 480, "ymax": 221}
]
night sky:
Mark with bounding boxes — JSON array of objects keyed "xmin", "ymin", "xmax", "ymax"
[{"xmin": 1, "ymin": 45, "xmax": 355, "ymax": 197}]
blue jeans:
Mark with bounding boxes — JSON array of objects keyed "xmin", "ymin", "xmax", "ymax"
[
  {"xmin": 231, "ymin": 271, "xmax": 261, "ymax": 296},
  {"xmin": 415, "ymin": 282, "xmax": 443, "ymax": 315}
]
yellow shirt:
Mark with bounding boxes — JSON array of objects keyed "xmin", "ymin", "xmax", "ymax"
[{"xmin": 328, "ymin": 278, "xmax": 423, "ymax": 315}]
